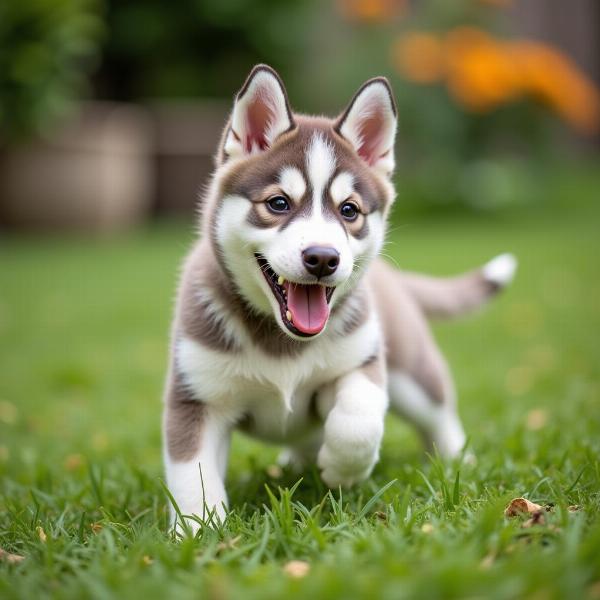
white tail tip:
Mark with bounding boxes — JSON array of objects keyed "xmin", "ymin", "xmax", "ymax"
[{"xmin": 482, "ymin": 253, "xmax": 517, "ymax": 287}]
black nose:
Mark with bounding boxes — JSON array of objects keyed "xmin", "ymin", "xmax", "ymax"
[{"xmin": 302, "ymin": 246, "xmax": 340, "ymax": 279}]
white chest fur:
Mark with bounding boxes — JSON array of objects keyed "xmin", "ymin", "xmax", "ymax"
[{"xmin": 175, "ymin": 314, "xmax": 380, "ymax": 443}]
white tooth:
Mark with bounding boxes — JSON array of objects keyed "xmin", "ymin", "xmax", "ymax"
[
  {"xmin": 286, "ymin": 310, "xmax": 293, "ymax": 323},
  {"xmin": 278, "ymin": 276, "xmax": 285, "ymax": 286}
]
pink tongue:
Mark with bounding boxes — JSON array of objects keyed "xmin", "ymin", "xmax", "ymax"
[{"xmin": 286, "ymin": 283, "xmax": 329, "ymax": 335}]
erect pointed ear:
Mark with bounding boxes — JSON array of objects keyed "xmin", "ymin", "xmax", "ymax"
[
  {"xmin": 335, "ymin": 77, "xmax": 397, "ymax": 176},
  {"xmin": 221, "ymin": 64, "xmax": 295, "ymax": 162}
]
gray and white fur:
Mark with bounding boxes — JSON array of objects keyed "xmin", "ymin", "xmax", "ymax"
[{"xmin": 162, "ymin": 65, "xmax": 517, "ymax": 533}]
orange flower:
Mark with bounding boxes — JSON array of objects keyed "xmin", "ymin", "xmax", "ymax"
[
  {"xmin": 392, "ymin": 33, "xmax": 444, "ymax": 84},
  {"xmin": 512, "ymin": 41, "xmax": 600, "ymax": 134},
  {"xmin": 444, "ymin": 27, "xmax": 521, "ymax": 112},
  {"xmin": 390, "ymin": 25, "xmax": 600, "ymax": 133},
  {"xmin": 477, "ymin": 0, "xmax": 513, "ymax": 7},
  {"xmin": 337, "ymin": 0, "xmax": 407, "ymax": 23}
]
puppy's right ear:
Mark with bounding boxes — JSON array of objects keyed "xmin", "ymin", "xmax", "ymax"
[
  {"xmin": 220, "ymin": 65, "xmax": 295, "ymax": 163},
  {"xmin": 335, "ymin": 77, "xmax": 397, "ymax": 177}
]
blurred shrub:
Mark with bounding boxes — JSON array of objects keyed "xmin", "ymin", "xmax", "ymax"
[
  {"xmin": 0, "ymin": 0, "xmax": 105, "ymax": 141},
  {"xmin": 3, "ymin": 0, "xmax": 595, "ymax": 215},
  {"xmin": 332, "ymin": 0, "xmax": 600, "ymax": 213},
  {"xmin": 94, "ymin": 0, "xmax": 317, "ymax": 102},
  {"xmin": 392, "ymin": 26, "xmax": 600, "ymax": 147}
]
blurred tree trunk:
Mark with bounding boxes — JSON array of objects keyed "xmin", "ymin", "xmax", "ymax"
[
  {"xmin": 510, "ymin": 0, "xmax": 599, "ymax": 84},
  {"xmin": 509, "ymin": 0, "xmax": 600, "ymax": 145}
]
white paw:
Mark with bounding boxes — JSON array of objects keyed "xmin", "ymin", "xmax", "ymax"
[
  {"xmin": 483, "ymin": 253, "xmax": 517, "ymax": 287},
  {"xmin": 429, "ymin": 410, "xmax": 468, "ymax": 460},
  {"xmin": 317, "ymin": 444, "xmax": 377, "ymax": 488},
  {"xmin": 317, "ymin": 414, "xmax": 383, "ymax": 488}
]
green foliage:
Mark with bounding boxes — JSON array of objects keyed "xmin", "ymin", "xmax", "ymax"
[
  {"xmin": 392, "ymin": 0, "xmax": 550, "ymax": 152},
  {"xmin": 303, "ymin": 0, "xmax": 596, "ymax": 211},
  {"xmin": 96, "ymin": 0, "xmax": 318, "ymax": 101},
  {"xmin": 0, "ymin": 0, "xmax": 105, "ymax": 141},
  {"xmin": 1, "ymin": 163, "xmax": 599, "ymax": 598},
  {"xmin": 385, "ymin": 0, "xmax": 564, "ymax": 211}
]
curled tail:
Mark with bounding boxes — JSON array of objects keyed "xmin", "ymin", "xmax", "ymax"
[{"xmin": 399, "ymin": 253, "xmax": 517, "ymax": 320}]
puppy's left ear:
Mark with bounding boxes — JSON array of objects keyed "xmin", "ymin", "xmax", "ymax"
[
  {"xmin": 335, "ymin": 77, "xmax": 397, "ymax": 176},
  {"xmin": 221, "ymin": 64, "xmax": 295, "ymax": 163}
]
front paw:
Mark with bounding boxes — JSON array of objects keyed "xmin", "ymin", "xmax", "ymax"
[{"xmin": 317, "ymin": 415, "xmax": 383, "ymax": 488}]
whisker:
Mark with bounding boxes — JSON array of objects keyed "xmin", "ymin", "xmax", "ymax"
[
  {"xmin": 378, "ymin": 252, "xmax": 401, "ymax": 269},
  {"xmin": 385, "ymin": 222, "xmax": 411, "ymax": 236}
]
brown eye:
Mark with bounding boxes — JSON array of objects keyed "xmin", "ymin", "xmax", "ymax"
[
  {"xmin": 266, "ymin": 195, "xmax": 290, "ymax": 213},
  {"xmin": 340, "ymin": 201, "xmax": 359, "ymax": 221}
]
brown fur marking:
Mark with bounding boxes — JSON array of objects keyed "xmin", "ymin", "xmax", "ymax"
[
  {"xmin": 360, "ymin": 351, "xmax": 386, "ymax": 387},
  {"xmin": 369, "ymin": 259, "xmax": 450, "ymax": 405},
  {"xmin": 337, "ymin": 285, "xmax": 369, "ymax": 336},
  {"xmin": 212, "ymin": 117, "xmax": 390, "ymax": 242},
  {"xmin": 165, "ymin": 369, "xmax": 206, "ymax": 461},
  {"xmin": 178, "ymin": 252, "xmax": 241, "ymax": 354},
  {"xmin": 178, "ymin": 240, "xmax": 309, "ymax": 358}
]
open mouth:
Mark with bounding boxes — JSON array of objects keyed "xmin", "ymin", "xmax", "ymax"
[{"xmin": 255, "ymin": 254, "xmax": 335, "ymax": 337}]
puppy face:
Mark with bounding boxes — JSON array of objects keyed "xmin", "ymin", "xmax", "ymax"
[{"xmin": 209, "ymin": 66, "xmax": 397, "ymax": 340}]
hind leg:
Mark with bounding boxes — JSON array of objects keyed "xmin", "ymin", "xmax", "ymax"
[
  {"xmin": 388, "ymin": 338, "xmax": 467, "ymax": 459},
  {"xmin": 388, "ymin": 371, "xmax": 466, "ymax": 459}
]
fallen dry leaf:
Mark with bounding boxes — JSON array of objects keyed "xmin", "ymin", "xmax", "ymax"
[
  {"xmin": 421, "ymin": 523, "xmax": 434, "ymax": 534},
  {"xmin": 216, "ymin": 535, "xmax": 242, "ymax": 553},
  {"xmin": 526, "ymin": 409, "xmax": 548, "ymax": 431},
  {"xmin": 283, "ymin": 560, "xmax": 310, "ymax": 578},
  {"xmin": 90, "ymin": 523, "xmax": 103, "ymax": 534},
  {"xmin": 0, "ymin": 548, "xmax": 25, "ymax": 564},
  {"xmin": 504, "ymin": 498, "xmax": 544, "ymax": 517},
  {"xmin": 568, "ymin": 505, "xmax": 581, "ymax": 512},
  {"xmin": 479, "ymin": 553, "xmax": 496, "ymax": 570},
  {"xmin": 266, "ymin": 464, "xmax": 283, "ymax": 479},
  {"xmin": 522, "ymin": 510, "xmax": 546, "ymax": 528},
  {"xmin": 64, "ymin": 454, "xmax": 84, "ymax": 471},
  {"xmin": 37, "ymin": 526, "xmax": 47, "ymax": 543}
]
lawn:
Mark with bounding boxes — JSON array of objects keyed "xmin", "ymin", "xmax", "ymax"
[{"xmin": 1, "ymin": 162, "xmax": 599, "ymax": 599}]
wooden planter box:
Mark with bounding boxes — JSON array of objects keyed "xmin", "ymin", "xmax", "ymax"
[
  {"xmin": 151, "ymin": 101, "xmax": 228, "ymax": 216},
  {"xmin": 0, "ymin": 102, "xmax": 154, "ymax": 232}
]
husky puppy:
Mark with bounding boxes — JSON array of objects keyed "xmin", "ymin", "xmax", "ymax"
[{"xmin": 163, "ymin": 65, "xmax": 516, "ymax": 531}]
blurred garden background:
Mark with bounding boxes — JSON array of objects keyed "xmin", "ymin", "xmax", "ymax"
[
  {"xmin": 1, "ymin": 0, "xmax": 599, "ymax": 598},
  {"xmin": 1, "ymin": 0, "xmax": 599, "ymax": 225}
]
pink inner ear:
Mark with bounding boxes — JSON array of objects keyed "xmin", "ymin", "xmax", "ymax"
[
  {"xmin": 357, "ymin": 111, "xmax": 385, "ymax": 166},
  {"xmin": 245, "ymin": 92, "xmax": 274, "ymax": 152}
]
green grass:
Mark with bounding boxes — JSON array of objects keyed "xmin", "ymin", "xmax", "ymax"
[{"xmin": 1, "ymin": 163, "xmax": 599, "ymax": 599}]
